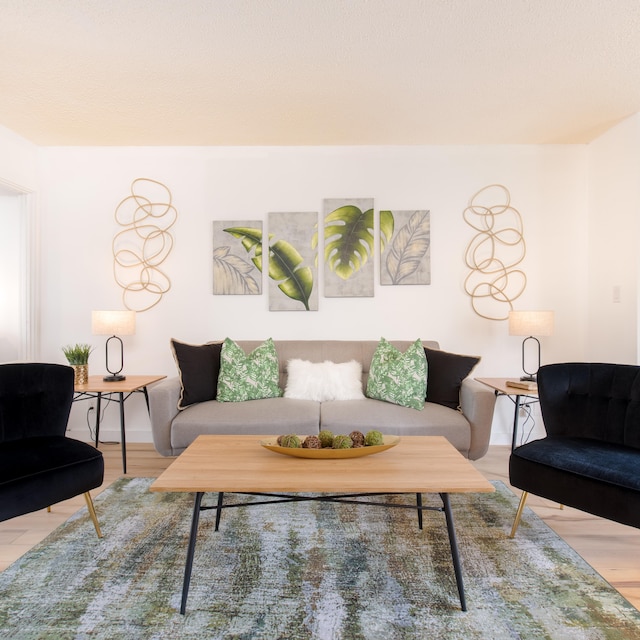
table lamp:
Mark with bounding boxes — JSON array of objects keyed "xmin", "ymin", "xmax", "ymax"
[
  {"xmin": 508, "ymin": 310, "xmax": 554, "ymax": 381},
  {"xmin": 91, "ymin": 310, "xmax": 136, "ymax": 382}
]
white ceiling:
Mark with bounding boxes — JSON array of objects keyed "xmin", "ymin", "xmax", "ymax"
[{"xmin": 2, "ymin": 0, "xmax": 640, "ymax": 146}]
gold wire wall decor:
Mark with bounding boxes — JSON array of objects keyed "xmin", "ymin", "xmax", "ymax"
[
  {"xmin": 462, "ymin": 184, "xmax": 527, "ymax": 321},
  {"xmin": 112, "ymin": 178, "xmax": 177, "ymax": 312}
]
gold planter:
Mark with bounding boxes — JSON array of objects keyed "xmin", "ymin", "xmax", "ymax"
[{"xmin": 72, "ymin": 364, "xmax": 89, "ymax": 386}]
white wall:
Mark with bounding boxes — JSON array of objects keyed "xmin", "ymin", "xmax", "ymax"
[
  {"xmin": 37, "ymin": 144, "xmax": 588, "ymax": 445},
  {"xmin": 587, "ymin": 114, "xmax": 640, "ymax": 364},
  {"xmin": 0, "ymin": 124, "xmax": 38, "ymax": 191}
]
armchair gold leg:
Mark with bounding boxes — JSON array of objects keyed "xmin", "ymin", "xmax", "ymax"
[
  {"xmin": 509, "ymin": 491, "xmax": 529, "ymax": 538},
  {"xmin": 84, "ymin": 492, "xmax": 103, "ymax": 538}
]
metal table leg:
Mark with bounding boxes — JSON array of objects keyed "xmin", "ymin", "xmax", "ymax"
[
  {"xmin": 441, "ymin": 492, "xmax": 467, "ymax": 611},
  {"xmin": 181, "ymin": 491, "xmax": 204, "ymax": 615}
]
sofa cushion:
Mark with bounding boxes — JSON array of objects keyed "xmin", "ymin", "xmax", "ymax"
[
  {"xmin": 171, "ymin": 339, "xmax": 222, "ymax": 409},
  {"xmin": 366, "ymin": 338, "xmax": 427, "ymax": 410},
  {"xmin": 170, "ymin": 397, "xmax": 320, "ymax": 450},
  {"xmin": 217, "ymin": 338, "xmax": 282, "ymax": 402},
  {"xmin": 424, "ymin": 347, "xmax": 480, "ymax": 410},
  {"xmin": 284, "ymin": 359, "xmax": 364, "ymax": 402},
  {"xmin": 320, "ymin": 399, "xmax": 471, "ymax": 455}
]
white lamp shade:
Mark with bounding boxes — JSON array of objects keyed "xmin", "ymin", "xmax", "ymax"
[
  {"xmin": 92, "ymin": 310, "xmax": 136, "ymax": 336},
  {"xmin": 508, "ymin": 310, "xmax": 554, "ymax": 337}
]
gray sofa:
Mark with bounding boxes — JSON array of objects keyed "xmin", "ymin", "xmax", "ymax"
[{"xmin": 148, "ymin": 340, "xmax": 496, "ymax": 460}]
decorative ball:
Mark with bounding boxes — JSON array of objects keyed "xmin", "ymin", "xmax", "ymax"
[
  {"xmin": 280, "ymin": 434, "xmax": 301, "ymax": 448},
  {"xmin": 318, "ymin": 429, "xmax": 334, "ymax": 448},
  {"xmin": 365, "ymin": 430, "xmax": 384, "ymax": 446},
  {"xmin": 302, "ymin": 435, "xmax": 321, "ymax": 449},
  {"xmin": 349, "ymin": 430, "xmax": 365, "ymax": 447},
  {"xmin": 332, "ymin": 434, "xmax": 353, "ymax": 449}
]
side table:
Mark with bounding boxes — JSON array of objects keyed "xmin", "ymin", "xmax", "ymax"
[
  {"xmin": 73, "ymin": 374, "xmax": 166, "ymax": 473},
  {"xmin": 475, "ymin": 378, "xmax": 539, "ymax": 450}
]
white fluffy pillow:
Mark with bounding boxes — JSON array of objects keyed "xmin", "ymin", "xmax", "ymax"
[{"xmin": 284, "ymin": 359, "xmax": 365, "ymax": 402}]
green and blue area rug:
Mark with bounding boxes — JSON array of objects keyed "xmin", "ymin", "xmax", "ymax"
[{"xmin": 0, "ymin": 478, "xmax": 639, "ymax": 639}]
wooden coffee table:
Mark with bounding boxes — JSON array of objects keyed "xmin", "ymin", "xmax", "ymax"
[{"xmin": 150, "ymin": 434, "xmax": 495, "ymax": 614}]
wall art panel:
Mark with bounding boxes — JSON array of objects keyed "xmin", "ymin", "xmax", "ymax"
[
  {"xmin": 267, "ymin": 211, "xmax": 318, "ymax": 311},
  {"xmin": 322, "ymin": 197, "xmax": 374, "ymax": 298},
  {"xmin": 380, "ymin": 209, "xmax": 431, "ymax": 285},
  {"xmin": 462, "ymin": 184, "xmax": 526, "ymax": 320},
  {"xmin": 212, "ymin": 220, "xmax": 262, "ymax": 295},
  {"xmin": 113, "ymin": 178, "xmax": 176, "ymax": 312}
]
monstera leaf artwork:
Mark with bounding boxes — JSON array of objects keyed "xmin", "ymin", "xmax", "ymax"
[
  {"xmin": 324, "ymin": 205, "xmax": 376, "ymax": 279},
  {"xmin": 380, "ymin": 210, "xmax": 431, "ymax": 285},
  {"xmin": 321, "ymin": 198, "xmax": 375, "ymax": 297}
]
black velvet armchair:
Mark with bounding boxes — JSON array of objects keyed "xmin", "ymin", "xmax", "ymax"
[
  {"xmin": 0, "ymin": 363, "xmax": 104, "ymax": 537},
  {"xmin": 509, "ymin": 362, "xmax": 640, "ymax": 537}
]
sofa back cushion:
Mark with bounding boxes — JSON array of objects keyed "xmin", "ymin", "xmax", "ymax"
[
  {"xmin": 366, "ymin": 338, "xmax": 427, "ymax": 410},
  {"xmin": 217, "ymin": 338, "xmax": 282, "ymax": 402},
  {"xmin": 235, "ymin": 340, "xmax": 440, "ymax": 390},
  {"xmin": 424, "ymin": 347, "xmax": 480, "ymax": 410},
  {"xmin": 171, "ymin": 339, "xmax": 222, "ymax": 409}
]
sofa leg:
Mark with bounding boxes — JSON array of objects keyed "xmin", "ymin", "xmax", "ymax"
[
  {"xmin": 509, "ymin": 491, "xmax": 528, "ymax": 538},
  {"xmin": 84, "ymin": 492, "xmax": 103, "ymax": 539}
]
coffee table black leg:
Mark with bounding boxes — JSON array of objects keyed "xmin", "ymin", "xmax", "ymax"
[
  {"xmin": 214, "ymin": 492, "xmax": 224, "ymax": 531},
  {"xmin": 416, "ymin": 493, "xmax": 423, "ymax": 529},
  {"xmin": 181, "ymin": 491, "xmax": 204, "ymax": 615},
  {"xmin": 440, "ymin": 492, "xmax": 467, "ymax": 611}
]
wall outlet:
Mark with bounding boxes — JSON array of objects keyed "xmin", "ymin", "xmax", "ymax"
[{"xmin": 613, "ymin": 285, "xmax": 621, "ymax": 303}]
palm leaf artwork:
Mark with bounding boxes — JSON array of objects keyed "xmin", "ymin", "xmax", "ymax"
[
  {"xmin": 224, "ymin": 227, "xmax": 314, "ymax": 310},
  {"xmin": 223, "ymin": 227, "xmax": 265, "ymax": 271},
  {"xmin": 383, "ymin": 210, "xmax": 431, "ymax": 285},
  {"xmin": 212, "ymin": 246, "xmax": 260, "ymax": 294},
  {"xmin": 268, "ymin": 239, "xmax": 314, "ymax": 310},
  {"xmin": 324, "ymin": 205, "xmax": 376, "ymax": 280}
]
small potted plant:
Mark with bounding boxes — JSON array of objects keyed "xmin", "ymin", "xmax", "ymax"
[{"xmin": 62, "ymin": 343, "xmax": 93, "ymax": 385}]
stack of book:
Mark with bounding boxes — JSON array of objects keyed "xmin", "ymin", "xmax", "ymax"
[{"xmin": 505, "ymin": 379, "xmax": 538, "ymax": 392}]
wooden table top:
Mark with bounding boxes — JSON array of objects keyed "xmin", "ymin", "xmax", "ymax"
[
  {"xmin": 74, "ymin": 374, "xmax": 166, "ymax": 393},
  {"xmin": 476, "ymin": 377, "xmax": 538, "ymax": 396},
  {"xmin": 150, "ymin": 435, "xmax": 495, "ymax": 495}
]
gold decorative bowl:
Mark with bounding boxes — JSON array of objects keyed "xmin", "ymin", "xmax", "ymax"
[{"xmin": 260, "ymin": 435, "xmax": 400, "ymax": 459}]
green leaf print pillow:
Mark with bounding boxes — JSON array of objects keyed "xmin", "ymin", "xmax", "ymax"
[
  {"xmin": 366, "ymin": 338, "xmax": 427, "ymax": 410},
  {"xmin": 216, "ymin": 338, "xmax": 282, "ymax": 402}
]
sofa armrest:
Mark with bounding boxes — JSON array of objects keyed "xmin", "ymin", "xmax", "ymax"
[
  {"xmin": 459, "ymin": 378, "xmax": 497, "ymax": 460},
  {"xmin": 148, "ymin": 377, "xmax": 181, "ymax": 457}
]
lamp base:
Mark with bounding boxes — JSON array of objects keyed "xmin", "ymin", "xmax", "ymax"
[
  {"xmin": 103, "ymin": 374, "xmax": 126, "ymax": 382},
  {"xmin": 520, "ymin": 374, "xmax": 536, "ymax": 382}
]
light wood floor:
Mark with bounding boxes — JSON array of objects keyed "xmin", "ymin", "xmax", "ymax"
[{"xmin": 1, "ymin": 443, "xmax": 638, "ymax": 611}]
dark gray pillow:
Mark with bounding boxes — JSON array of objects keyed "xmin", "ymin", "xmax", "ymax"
[
  {"xmin": 424, "ymin": 347, "xmax": 480, "ymax": 410},
  {"xmin": 170, "ymin": 339, "xmax": 222, "ymax": 409}
]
